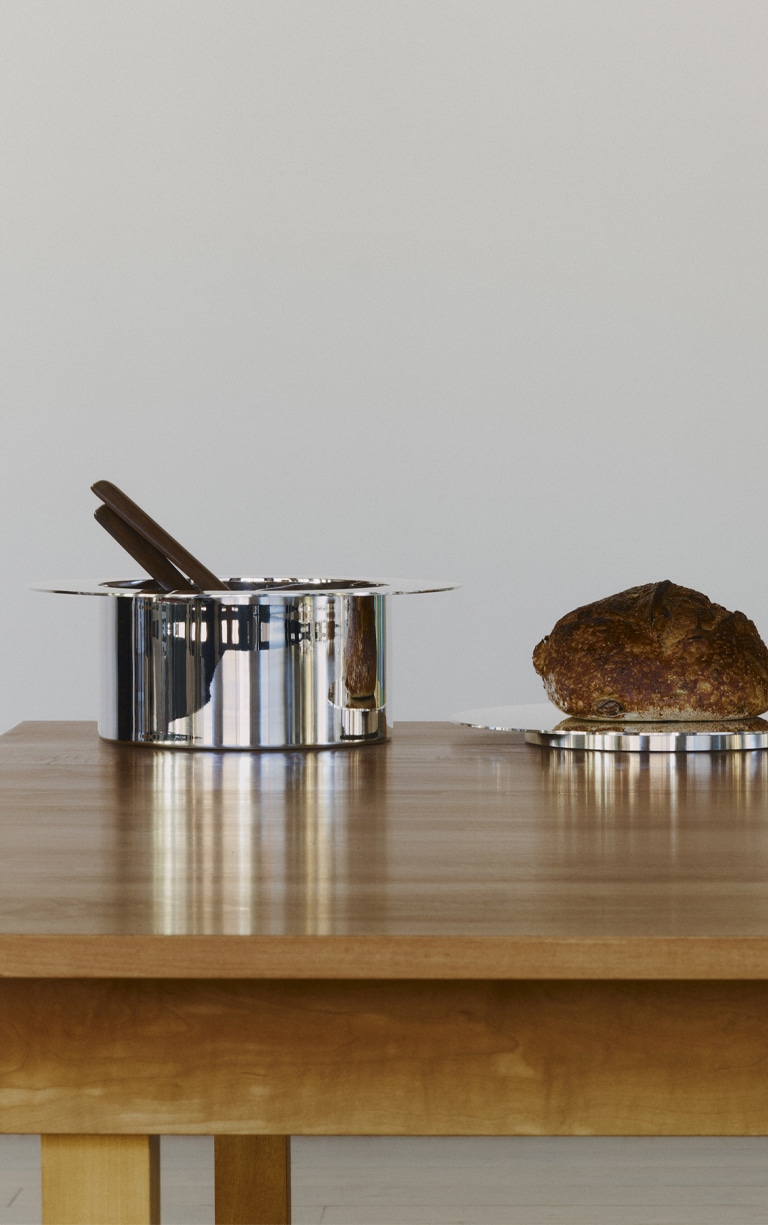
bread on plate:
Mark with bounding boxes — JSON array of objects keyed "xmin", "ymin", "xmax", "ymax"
[{"xmin": 532, "ymin": 580, "xmax": 768, "ymax": 720}]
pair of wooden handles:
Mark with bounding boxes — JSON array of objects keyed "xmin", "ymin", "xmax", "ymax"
[
  {"xmin": 92, "ymin": 481, "xmax": 228, "ymax": 593},
  {"xmin": 94, "ymin": 480, "xmax": 378, "ymax": 701}
]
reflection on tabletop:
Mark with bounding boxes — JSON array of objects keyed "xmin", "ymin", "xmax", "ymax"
[
  {"xmin": 6, "ymin": 721, "xmax": 768, "ymax": 940},
  {"xmin": 112, "ymin": 747, "xmax": 390, "ymax": 937}
]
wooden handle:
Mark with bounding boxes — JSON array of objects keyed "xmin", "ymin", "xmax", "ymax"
[
  {"xmin": 94, "ymin": 505, "xmax": 197, "ymax": 592},
  {"xmin": 345, "ymin": 595, "xmax": 378, "ymax": 701},
  {"xmin": 92, "ymin": 480, "xmax": 228, "ymax": 591}
]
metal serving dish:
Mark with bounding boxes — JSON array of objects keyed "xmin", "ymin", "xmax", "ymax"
[
  {"xmin": 39, "ymin": 577, "xmax": 453, "ymax": 750},
  {"xmin": 454, "ymin": 702, "xmax": 768, "ymax": 752}
]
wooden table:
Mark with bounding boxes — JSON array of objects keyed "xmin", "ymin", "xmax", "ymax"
[{"xmin": 3, "ymin": 721, "xmax": 768, "ymax": 1223}]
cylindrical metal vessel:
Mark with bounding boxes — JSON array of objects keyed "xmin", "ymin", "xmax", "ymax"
[
  {"xmin": 98, "ymin": 579, "xmax": 389, "ymax": 749},
  {"xmin": 37, "ymin": 575, "xmax": 455, "ymax": 751}
]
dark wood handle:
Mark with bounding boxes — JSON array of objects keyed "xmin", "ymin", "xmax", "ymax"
[
  {"xmin": 92, "ymin": 480, "xmax": 228, "ymax": 591},
  {"xmin": 345, "ymin": 595, "xmax": 378, "ymax": 701},
  {"xmin": 94, "ymin": 506, "xmax": 197, "ymax": 592}
]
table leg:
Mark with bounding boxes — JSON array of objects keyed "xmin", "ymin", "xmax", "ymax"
[
  {"xmin": 41, "ymin": 1135, "xmax": 160, "ymax": 1225},
  {"xmin": 214, "ymin": 1135, "xmax": 291, "ymax": 1225}
]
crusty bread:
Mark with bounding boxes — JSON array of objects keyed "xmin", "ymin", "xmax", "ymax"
[{"xmin": 532, "ymin": 580, "xmax": 768, "ymax": 720}]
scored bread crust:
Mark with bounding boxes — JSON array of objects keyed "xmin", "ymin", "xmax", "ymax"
[{"xmin": 532, "ymin": 580, "xmax": 768, "ymax": 720}]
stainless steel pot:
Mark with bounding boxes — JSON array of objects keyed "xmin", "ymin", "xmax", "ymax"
[{"xmin": 38, "ymin": 577, "xmax": 454, "ymax": 749}]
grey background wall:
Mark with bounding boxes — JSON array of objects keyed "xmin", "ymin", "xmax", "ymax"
[{"xmin": 2, "ymin": 1, "xmax": 768, "ymax": 734}]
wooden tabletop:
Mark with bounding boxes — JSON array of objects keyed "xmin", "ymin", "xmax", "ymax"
[{"xmin": 2, "ymin": 720, "xmax": 768, "ymax": 979}]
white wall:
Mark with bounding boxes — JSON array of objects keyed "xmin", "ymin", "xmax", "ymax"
[{"xmin": 2, "ymin": 1, "xmax": 768, "ymax": 733}]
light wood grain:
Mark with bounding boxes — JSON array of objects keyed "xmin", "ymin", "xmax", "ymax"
[
  {"xmin": 0, "ymin": 933, "xmax": 766, "ymax": 978},
  {"xmin": 214, "ymin": 1135, "xmax": 290, "ymax": 1224},
  {"xmin": 7, "ymin": 719, "xmax": 768, "ymax": 1223},
  {"xmin": 3, "ymin": 721, "xmax": 768, "ymax": 971},
  {"xmin": 40, "ymin": 1135, "xmax": 159, "ymax": 1224},
  {"xmin": 4, "ymin": 978, "xmax": 768, "ymax": 1136}
]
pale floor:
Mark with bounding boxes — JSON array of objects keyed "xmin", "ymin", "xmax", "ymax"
[{"xmin": 1, "ymin": 1135, "xmax": 768, "ymax": 1224}]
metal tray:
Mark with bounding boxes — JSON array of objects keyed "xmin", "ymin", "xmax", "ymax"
[{"xmin": 453, "ymin": 703, "xmax": 768, "ymax": 752}]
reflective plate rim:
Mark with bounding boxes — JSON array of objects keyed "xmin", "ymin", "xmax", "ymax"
[{"xmin": 452, "ymin": 703, "xmax": 768, "ymax": 753}]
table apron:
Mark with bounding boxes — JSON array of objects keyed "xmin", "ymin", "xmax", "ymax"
[{"xmin": 0, "ymin": 978, "xmax": 766, "ymax": 1135}]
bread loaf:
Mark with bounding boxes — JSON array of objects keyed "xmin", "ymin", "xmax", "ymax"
[{"xmin": 532, "ymin": 580, "xmax": 768, "ymax": 720}]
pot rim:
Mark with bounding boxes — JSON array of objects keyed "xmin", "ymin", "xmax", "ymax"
[{"xmin": 33, "ymin": 576, "xmax": 459, "ymax": 600}]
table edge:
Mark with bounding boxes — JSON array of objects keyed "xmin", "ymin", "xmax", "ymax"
[{"xmin": 1, "ymin": 934, "xmax": 768, "ymax": 979}]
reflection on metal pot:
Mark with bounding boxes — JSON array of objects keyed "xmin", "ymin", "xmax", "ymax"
[{"xmin": 99, "ymin": 583, "xmax": 389, "ymax": 749}]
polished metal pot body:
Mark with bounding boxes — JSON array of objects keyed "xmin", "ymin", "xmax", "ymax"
[{"xmin": 99, "ymin": 587, "xmax": 389, "ymax": 749}]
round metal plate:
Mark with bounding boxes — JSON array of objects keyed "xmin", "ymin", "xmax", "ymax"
[{"xmin": 453, "ymin": 703, "xmax": 768, "ymax": 752}]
